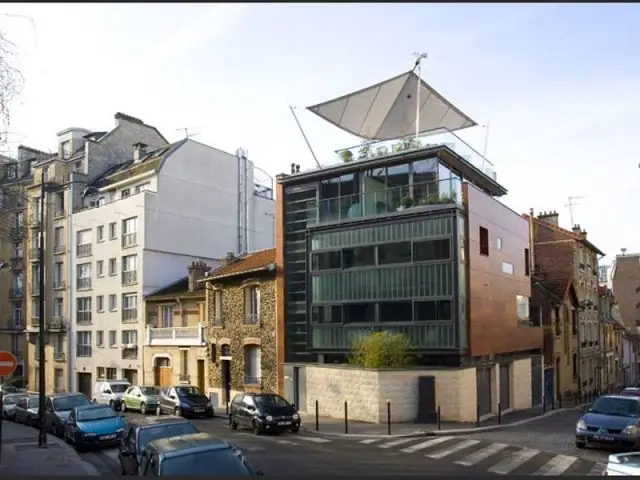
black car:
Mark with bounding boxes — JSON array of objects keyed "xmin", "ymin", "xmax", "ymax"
[
  {"xmin": 158, "ymin": 386, "xmax": 214, "ymax": 418},
  {"xmin": 229, "ymin": 392, "xmax": 300, "ymax": 435},
  {"xmin": 118, "ymin": 418, "xmax": 200, "ymax": 475},
  {"xmin": 45, "ymin": 393, "xmax": 91, "ymax": 437}
]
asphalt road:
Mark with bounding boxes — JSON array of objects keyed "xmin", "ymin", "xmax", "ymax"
[{"xmin": 77, "ymin": 412, "xmax": 487, "ymax": 476}]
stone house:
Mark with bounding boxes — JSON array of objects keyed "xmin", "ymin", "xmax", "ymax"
[
  {"xmin": 142, "ymin": 262, "xmax": 211, "ymax": 392},
  {"xmin": 204, "ymin": 248, "xmax": 277, "ymax": 409},
  {"xmin": 598, "ymin": 286, "xmax": 625, "ymax": 391}
]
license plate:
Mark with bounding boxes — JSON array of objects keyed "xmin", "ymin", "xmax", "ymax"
[
  {"xmin": 593, "ymin": 435, "xmax": 614, "ymax": 442},
  {"xmin": 100, "ymin": 434, "xmax": 117, "ymax": 440},
  {"xmin": 194, "ymin": 408, "xmax": 204, "ymax": 412},
  {"xmin": 278, "ymin": 421, "xmax": 292, "ymax": 426}
]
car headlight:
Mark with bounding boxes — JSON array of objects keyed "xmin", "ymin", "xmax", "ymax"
[
  {"xmin": 206, "ymin": 401, "xmax": 212, "ymax": 408},
  {"xmin": 83, "ymin": 432, "xmax": 97, "ymax": 437},
  {"xmin": 293, "ymin": 413, "xmax": 299, "ymax": 420},
  {"xmin": 623, "ymin": 425, "xmax": 640, "ymax": 435},
  {"xmin": 576, "ymin": 419, "xmax": 587, "ymax": 431},
  {"xmin": 266, "ymin": 415, "xmax": 273, "ymax": 421}
]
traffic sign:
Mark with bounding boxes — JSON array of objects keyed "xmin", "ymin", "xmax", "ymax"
[{"xmin": 0, "ymin": 351, "xmax": 17, "ymax": 377}]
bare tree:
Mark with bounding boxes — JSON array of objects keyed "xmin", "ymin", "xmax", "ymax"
[{"xmin": 0, "ymin": 28, "xmax": 23, "ymax": 146}]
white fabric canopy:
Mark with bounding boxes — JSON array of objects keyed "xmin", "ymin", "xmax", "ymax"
[{"xmin": 307, "ymin": 70, "xmax": 477, "ymax": 141}]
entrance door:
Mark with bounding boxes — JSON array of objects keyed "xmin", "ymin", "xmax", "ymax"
[
  {"xmin": 531, "ymin": 356, "xmax": 543, "ymax": 406},
  {"xmin": 77, "ymin": 372, "xmax": 92, "ymax": 398},
  {"xmin": 499, "ymin": 364, "xmax": 511, "ymax": 410},
  {"xmin": 476, "ymin": 367, "xmax": 492, "ymax": 417},
  {"xmin": 221, "ymin": 360, "xmax": 231, "ymax": 404},
  {"xmin": 197, "ymin": 360, "xmax": 205, "ymax": 394},
  {"xmin": 154, "ymin": 357, "xmax": 172, "ymax": 387}
]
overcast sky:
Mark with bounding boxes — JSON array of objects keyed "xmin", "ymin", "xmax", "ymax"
[{"xmin": 2, "ymin": 3, "xmax": 639, "ymax": 262}]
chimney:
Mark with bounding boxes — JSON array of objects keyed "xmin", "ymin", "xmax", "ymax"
[
  {"xmin": 133, "ymin": 142, "xmax": 148, "ymax": 162},
  {"xmin": 187, "ymin": 261, "xmax": 210, "ymax": 292},
  {"xmin": 224, "ymin": 252, "xmax": 236, "ymax": 265},
  {"xmin": 537, "ymin": 210, "xmax": 559, "ymax": 225},
  {"xmin": 572, "ymin": 224, "xmax": 581, "ymax": 234},
  {"xmin": 621, "ymin": 248, "xmax": 627, "ymax": 256}
]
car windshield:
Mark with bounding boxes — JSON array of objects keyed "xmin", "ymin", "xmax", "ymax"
[
  {"xmin": 138, "ymin": 423, "xmax": 199, "ymax": 452},
  {"xmin": 54, "ymin": 395, "xmax": 90, "ymax": 412},
  {"xmin": 161, "ymin": 449, "xmax": 254, "ymax": 476},
  {"xmin": 176, "ymin": 387, "xmax": 201, "ymax": 396},
  {"xmin": 77, "ymin": 407, "xmax": 117, "ymax": 422},
  {"xmin": 110, "ymin": 384, "xmax": 129, "ymax": 393},
  {"xmin": 140, "ymin": 387, "xmax": 159, "ymax": 396},
  {"xmin": 591, "ymin": 397, "xmax": 640, "ymax": 417},
  {"xmin": 27, "ymin": 397, "xmax": 39, "ymax": 409},
  {"xmin": 254, "ymin": 395, "xmax": 290, "ymax": 408},
  {"xmin": 3, "ymin": 395, "xmax": 19, "ymax": 405}
]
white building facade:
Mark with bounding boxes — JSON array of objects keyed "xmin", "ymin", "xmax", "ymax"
[{"xmin": 69, "ymin": 139, "xmax": 275, "ymax": 395}]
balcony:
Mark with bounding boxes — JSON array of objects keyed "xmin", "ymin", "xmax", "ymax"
[
  {"xmin": 311, "ymin": 178, "xmax": 462, "ymax": 226},
  {"xmin": 121, "ymin": 345, "xmax": 138, "ymax": 360},
  {"xmin": 122, "ymin": 308, "xmax": 138, "ymax": 324},
  {"xmin": 122, "ymin": 270, "xmax": 137, "ymax": 285},
  {"xmin": 76, "ymin": 312, "xmax": 92, "ymax": 325},
  {"xmin": 53, "ymin": 244, "xmax": 65, "ymax": 254},
  {"xmin": 0, "ymin": 319, "xmax": 23, "ymax": 331},
  {"xmin": 30, "ymin": 317, "xmax": 40, "ymax": 328},
  {"xmin": 122, "ymin": 232, "xmax": 137, "ymax": 248},
  {"xmin": 244, "ymin": 314, "xmax": 260, "ymax": 325},
  {"xmin": 53, "ymin": 352, "xmax": 65, "ymax": 362},
  {"xmin": 76, "ymin": 278, "xmax": 91, "ymax": 290},
  {"xmin": 8, "ymin": 287, "xmax": 22, "ymax": 298},
  {"xmin": 10, "ymin": 226, "xmax": 24, "ymax": 240},
  {"xmin": 48, "ymin": 317, "xmax": 66, "ymax": 331},
  {"xmin": 76, "ymin": 243, "xmax": 92, "ymax": 258},
  {"xmin": 76, "ymin": 345, "xmax": 92, "ymax": 357},
  {"xmin": 146, "ymin": 324, "xmax": 207, "ymax": 347},
  {"xmin": 53, "ymin": 280, "xmax": 66, "ymax": 290}
]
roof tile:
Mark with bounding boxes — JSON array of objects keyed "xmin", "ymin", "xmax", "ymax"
[{"xmin": 208, "ymin": 248, "xmax": 275, "ymax": 280}]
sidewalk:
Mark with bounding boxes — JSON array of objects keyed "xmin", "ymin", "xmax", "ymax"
[{"xmin": 0, "ymin": 420, "xmax": 99, "ymax": 476}]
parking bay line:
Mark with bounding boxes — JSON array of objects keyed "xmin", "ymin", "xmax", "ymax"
[
  {"xmin": 426, "ymin": 439, "xmax": 480, "ymax": 460},
  {"xmin": 455, "ymin": 443, "xmax": 508, "ymax": 466},
  {"xmin": 488, "ymin": 447, "xmax": 540, "ymax": 475},
  {"xmin": 533, "ymin": 455, "xmax": 577, "ymax": 476},
  {"xmin": 400, "ymin": 436, "xmax": 454, "ymax": 454}
]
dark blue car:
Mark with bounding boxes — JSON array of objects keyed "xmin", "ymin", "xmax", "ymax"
[
  {"xmin": 576, "ymin": 395, "xmax": 640, "ymax": 450},
  {"xmin": 64, "ymin": 404, "xmax": 126, "ymax": 452}
]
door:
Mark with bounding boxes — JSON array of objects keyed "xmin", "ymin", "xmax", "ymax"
[
  {"xmin": 531, "ymin": 356, "xmax": 543, "ymax": 406},
  {"xmin": 476, "ymin": 367, "xmax": 492, "ymax": 417},
  {"xmin": 77, "ymin": 372, "xmax": 92, "ymax": 399},
  {"xmin": 544, "ymin": 368, "xmax": 554, "ymax": 406},
  {"xmin": 499, "ymin": 364, "xmax": 510, "ymax": 410},
  {"xmin": 221, "ymin": 360, "xmax": 231, "ymax": 404},
  {"xmin": 197, "ymin": 360, "xmax": 205, "ymax": 394},
  {"xmin": 155, "ymin": 367, "xmax": 172, "ymax": 387},
  {"xmin": 554, "ymin": 357, "xmax": 561, "ymax": 403}
]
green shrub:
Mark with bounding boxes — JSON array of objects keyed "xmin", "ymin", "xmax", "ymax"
[{"xmin": 348, "ymin": 331, "xmax": 412, "ymax": 368}]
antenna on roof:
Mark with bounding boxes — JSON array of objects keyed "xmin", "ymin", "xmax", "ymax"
[
  {"xmin": 289, "ymin": 106, "xmax": 321, "ymax": 169},
  {"xmin": 412, "ymin": 52, "xmax": 428, "ymax": 145},
  {"xmin": 565, "ymin": 196, "xmax": 585, "ymax": 227},
  {"xmin": 176, "ymin": 127, "xmax": 200, "ymax": 139}
]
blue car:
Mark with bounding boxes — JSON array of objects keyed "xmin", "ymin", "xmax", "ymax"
[
  {"xmin": 576, "ymin": 395, "xmax": 640, "ymax": 450},
  {"xmin": 64, "ymin": 403, "xmax": 126, "ymax": 452}
]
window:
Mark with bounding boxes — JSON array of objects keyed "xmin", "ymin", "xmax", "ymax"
[
  {"xmin": 76, "ymin": 331, "xmax": 92, "ymax": 357},
  {"xmin": 53, "ymin": 227, "xmax": 64, "ymax": 252},
  {"xmin": 31, "ymin": 263, "xmax": 40, "ymax": 294},
  {"xmin": 524, "ymin": 248, "xmax": 530, "ymax": 276},
  {"xmin": 7, "ymin": 164, "xmax": 15, "ymax": 179},
  {"xmin": 96, "ymin": 295, "xmax": 104, "ymax": 312},
  {"xmin": 122, "ymin": 217, "xmax": 137, "ymax": 248},
  {"xmin": 122, "ymin": 330, "xmax": 137, "ymax": 346},
  {"xmin": 379, "ymin": 301, "xmax": 413, "ymax": 323},
  {"xmin": 479, "ymin": 227, "xmax": 489, "ymax": 256},
  {"xmin": 74, "ymin": 161, "xmax": 81, "ymax": 171},
  {"xmin": 31, "ymin": 297, "xmax": 40, "ymax": 319},
  {"xmin": 180, "ymin": 350, "xmax": 188, "ymax": 379},
  {"xmin": 97, "ymin": 331, "xmax": 104, "ymax": 347},
  {"xmin": 342, "ymin": 246, "xmax": 375, "ymax": 269},
  {"xmin": 343, "ymin": 303, "xmax": 375, "ymax": 323},
  {"xmin": 572, "ymin": 353, "xmax": 578, "ymax": 378},
  {"xmin": 61, "ymin": 140, "xmax": 71, "ymax": 159},
  {"xmin": 76, "ymin": 229, "xmax": 92, "ymax": 257},
  {"xmin": 554, "ymin": 307, "xmax": 561, "ymax": 335},
  {"xmin": 54, "ymin": 297, "xmax": 63, "ymax": 318},
  {"xmin": 97, "ymin": 367, "xmax": 105, "ymax": 380},
  {"xmin": 97, "ymin": 226, "xmax": 104, "ymax": 242},
  {"xmin": 53, "ymin": 334, "xmax": 63, "ymax": 358},
  {"xmin": 122, "ymin": 255, "xmax": 137, "ymax": 285},
  {"xmin": 96, "ymin": 260, "xmax": 104, "ymax": 277},
  {"xmin": 135, "ymin": 183, "xmax": 151, "ymax": 193},
  {"xmin": 213, "ymin": 291, "xmax": 223, "ymax": 324},
  {"xmin": 121, "ymin": 188, "xmax": 130, "ymax": 198},
  {"xmin": 530, "ymin": 305, "xmax": 541, "ymax": 327},
  {"xmin": 76, "ymin": 297, "xmax": 92, "ymax": 324},
  {"xmin": 109, "ymin": 294, "xmax": 117, "ymax": 311},
  {"xmin": 311, "ymin": 251, "xmax": 341, "ymax": 271},
  {"xmin": 496, "ymin": 237, "xmax": 503, "ymax": 251},
  {"xmin": 106, "ymin": 367, "xmax": 117, "ymax": 380},
  {"xmin": 378, "ymin": 242, "xmax": 412, "ymax": 265},
  {"xmin": 244, "ymin": 345, "xmax": 261, "ymax": 385},
  {"xmin": 311, "ymin": 305, "xmax": 342, "ymax": 324},
  {"xmin": 161, "ymin": 305, "xmax": 172, "ymax": 327},
  {"xmin": 413, "ymin": 239, "xmax": 451, "ymax": 262},
  {"xmin": 516, "ymin": 295, "xmax": 530, "ymax": 321},
  {"xmin": 414, "ymin": 300, "xmax": 452, "ymax": 322},
  {"xmin": 108, "ymin": 330, "xmax": 117, "ymax": 347},
  {"xmin": 76, "ymin": 263, "xmax": 91, "ymax": 290},
  {"xmin": 109, "ymin": 258, "xmax": 117, "ymax": 275},
  {"xmin": 122, "ymin": 293, "xmax": 138, "ymax": 323},
  {"xmin": 502, "ymin": 261, "xmax": 514, "ymax": 275},
  {"xmin": 244, "ymin": 286, "xmax": 260, "ymax": 324},
  {"xmin": 109, "ymin": 222, "xmax": 117, "ymax": 239},
  {"xmin": 53, "ymin": 262, "xmax": 63, "ymax": 289}
]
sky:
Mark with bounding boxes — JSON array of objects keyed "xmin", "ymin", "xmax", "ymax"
[{"xmin": 1, "ymin": 3, "xmax": 639, "ymax": 263}]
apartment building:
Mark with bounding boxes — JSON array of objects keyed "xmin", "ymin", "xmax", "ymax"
[
  {"xmin": 71, "ymin": 138, "xmax": 275, "ymax": 397},
  {"xmin": 275, "ymin": 69, "xmax": 543, "ymax": 422},
  {"xmin": 526, "ymin": 210, "xmax": 605, "ymax": 397},
  {"xmin": 24, "ymin": 112, "xmax": 168, "ymax": 394},
  {"xmin": 598, "ymin": 286, "xmax": 624, "ymax": 391}
]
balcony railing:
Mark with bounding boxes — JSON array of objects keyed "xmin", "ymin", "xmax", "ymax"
[
  {"xmin": 311, "ymin": 178, "xmax": 462, "ymax": 226},
  {"xmin": 335, "ymin": 128, "xmax": 497, "ymax": 181},
  {"xmin": 76, "ymin": 243, "xmax": 92, "ymax": 258},
  {"xmin": 213, "ymin": 316, "xmax": 224, "ymax": 326},
  {"xmin": 48, "ymin": 317, "xmax": 66, "ymax": 330},
  {"xmin": 53, "ymin": 280, "xmax": 66, "ymax": 290},
  {"xmin": 122, "ymin": 308, "xmax": 138, "ymax": 323},
  {"xmin": 122, "ymin": 346, "xmax": 138, "ymax": 360},
  {"xmin": 76, "ymin": 312, "xmax": 92, "ymax": 325},
  {"xmin": 8, "ymin": 287, "xmax": 22, "ymax": 298},
  {"xmin": 53, "ymin": 244, "xmax": 65, "ymax": 254},
  {"xmin": 244, "ymin": 314, "xmax": 260, "ymax": 325},
  {"xmin": 122, "ymin": 271, "xmax": 137, "ymax": 285},
  {"xmin": 30, "ymin": 317, "xmax": 40, "ymax": 327},
  {"xmin": 10, "ymin": 226, "xmax": 24, "ymax": 240},
  {"xmin": 76, "ymin": 278, "xmax": 91, "ymax": 290},
  {"xmin": 244, "ymin": 375, "xmax": 261, "ymax": 386},
  {"xmin": 31, "ymin": 284, "xmax": 40, "ymax": 296},
  {"xmin": 76, "ymin": 345, "xmax": 92, "ymax": 357},
  {"xmin": 122, "ymin": 232, "xmax": 137, "ymax": 248},
  {"xmin": 146, "ymin": 324, "xmax": 207, "ymax": 347},
  {"xmin": 178, "ymin": 374, "xmax": 190, "ymax": 383},
  {"xmin": 53, "ymin": 352, "xmax": 65, "ymax": 362}
]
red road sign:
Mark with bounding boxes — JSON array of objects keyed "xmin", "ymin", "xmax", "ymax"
[{"xmin": 0, "ymin": 351, "xmax": 17, "ymax": 377}]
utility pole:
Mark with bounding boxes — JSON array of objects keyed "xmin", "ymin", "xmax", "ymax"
[{"xmin": 38, "ymin": 166, "xmax": 46, "ymax": 448}]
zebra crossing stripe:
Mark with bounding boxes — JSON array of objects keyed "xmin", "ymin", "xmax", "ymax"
[
  {"xmin": 533, "ymin": 454, "xmax": 577, "ymax": 476},
  {"xmin": 488, "ymin": 447, "xmax": 540, "ymax": 475},
  {"xmin": 455, "ymin": 443, "xmax": 508, "ymax": 466},
  {"xmin": 359, "ymin": 438, "xmax": 380, "ymax": 444},
  {"xmin": 426, "ymin": 439, "xmax": 480, "ymax": 459},
  {"xmin": 400, "ymin": 436, "xmax": 453, "ymax": 453},
  {"xmin": 296, "ymin": 436, "xmax": 331, "ymax": 444},
  {"xmin": 378, "ymin": 438, "xmax": 420, "ymax": 449}
]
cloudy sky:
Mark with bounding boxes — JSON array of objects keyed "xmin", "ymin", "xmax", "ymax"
[{"xmin": 1, "ymin": 3, "xmax": 639, "ymax": 262}]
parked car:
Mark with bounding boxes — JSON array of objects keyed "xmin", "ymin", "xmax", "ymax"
[
  {"xmin": 621, "ymin": 388, "xmax": 640, "ymax": 398},
  {"xmin": 576, "ymin": 395, "xmax": 640, "ymax": 450},
  {"xmin": 14, "ymin": 395, "xmax": 40, "ymax": 427},
  {"xmin": 3, "ymin": 393, "xmax": 26, "ymax": 421},
  {"xmin": 118, "ymin": 418, "xmax": 200, "ymax": 475},
  {"xmin": 45, "ymin": 393, "xmax": 91, "ymax": 438},
  {"xmin": 157, "ymin": 386, "xmax": 214, "ymax": 418},
  {"xmin": 229, "ymin": 392, "xmax": 300, "ymax": 435},
  {"xmin": 93, "ymin": 379, "xmax": 131, "ymax": 410},
  {"xmin": 604, "ymin": 451, "xmax": 640, "ymax": 475},
  {"xmin": 121, "ymin": 386, "xmax": 161, "ymax": 415},
  {"xmin": 63, "ymin": 404, "xmax": 126, "ymax": 452},
  {"xmin": 137, "ymin": 432, "xmax": 263, "ymax": 476}
]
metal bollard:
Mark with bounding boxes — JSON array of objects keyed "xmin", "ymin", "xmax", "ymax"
[
  {"xmin": 498, "ymin": 402, "xmax": 502, "ymax": 425},
  {"xmin": 387, "ymin": 401, "xmax": 391, "ymax": 436},
  {"xmin": 476, "ymin": 402, "xmax": 480, "ymax": 427},
  {"xmin": 315, "ymin": 400, "xmax": 319, "ymax": 431},
  {"xmin": 344, "ymin": 401, "xmax": 348, "ymax": 435},
  {"xmin": 437, "ymin": 405, "xmax": 441, "ymax": 430}
]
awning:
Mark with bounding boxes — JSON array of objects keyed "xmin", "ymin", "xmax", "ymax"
[{"xmin": 307, "ymin": 70, "xmax": 477, "ymax": 141}]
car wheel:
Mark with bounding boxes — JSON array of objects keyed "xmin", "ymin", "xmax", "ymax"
[
  {"xmin": 121, "ymin": 402, "xmax": 127, "ymax": 413},
  {"xmin": 155, "ymin": 405, "xmax": 161, "ymax": 416},
  {"xmin": 140, "ymin": 403, "xmax": 147, "ymax": 415},
  {"xmin": 252, "ymin": 419, "xmax": 262, "ymax": 435},
  {"xmin": 230, "ymin": 415, "xmax": 238, "ymax": 430},
  {"xmin": 575, "ymin": 441, "xmax": 586, "ymax": 449}
]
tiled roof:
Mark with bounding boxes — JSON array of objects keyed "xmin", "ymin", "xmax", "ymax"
[
  {"xmin": 534, "ymin": 277, "xmax": 576, "ymax": 304},
  {"xmin": 206, "ymin": 248, "xmax": 276, "ymax": 281},
  {"xmin": 145, "ymin": 276, "xmax": 207, "ymax": 299},
  {"xmin": 522, "ymin": 214, "xmax": 605, "ymax": 256}
]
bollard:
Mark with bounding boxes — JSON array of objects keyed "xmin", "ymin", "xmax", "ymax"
[
  {"xmin": 476, "ymin": 402, "xmax": 480, "ymax": 427},
  {"xmin": 437, "ymin": 405, "xmax": 441, "ymax": 430},
  {"xmin": 344, "ymin": 401, "xmax": 348, "ymax": 435},
  {"xmin": 387, "ymin": 401, "xmax": 391, "ymax": 436},
  {"xmin": 498, "ymin": 402, "xmax": 502, "ymax": 425},
  {"xmin": 315, "ymin": 400, "xmax": 319, "ymax": 431}
]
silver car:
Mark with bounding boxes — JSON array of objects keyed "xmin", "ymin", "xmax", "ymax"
[
  {"xmin": 14, "ymin": 396, "xmax": 40, "ymax": 427},
  {"xmin": 3, "ymin": 394, "xmax": 26, "ymax": 421}
]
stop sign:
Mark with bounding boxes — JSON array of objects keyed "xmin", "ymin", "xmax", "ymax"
[{"xmin": 0, "ymin": 351, "xmax": 18, "ymax": 377}]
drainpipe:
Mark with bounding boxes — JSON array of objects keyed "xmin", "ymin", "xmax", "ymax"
[
  {"xmin": 67, "ymin": 187, "xmax": 74, "ymax": 392},
  {"xmin": 528, "ymin": 208, "xmax": 535, "ymax": 275}
]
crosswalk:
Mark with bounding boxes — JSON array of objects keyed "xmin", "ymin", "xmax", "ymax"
[{"xmin": 351, "ymin": 436, "xmax": 606, "ymax": 476}]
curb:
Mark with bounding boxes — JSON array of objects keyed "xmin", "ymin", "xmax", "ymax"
[
  {"xmin": 47, "ymin": 434, "xmax": 101, "ymax": 476},
  {"xmin": 302, "ymin": 427, "xmax": 430, "ymax": 439}
]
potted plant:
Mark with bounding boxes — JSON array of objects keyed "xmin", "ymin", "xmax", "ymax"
[
  {"xmin": 340, "ymin": 150, "xmax": 353, "ymax": 163},
  {"xmin": 397, "ymin": 196, "xmax": 413, "ymax": 211},
  {"xmin": 358, "ymin": 141, "xmax": 372, "ymax": 159}
]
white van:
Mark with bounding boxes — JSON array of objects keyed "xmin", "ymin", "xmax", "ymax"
[{"xmin": 92, "ymin": 379, "xmax": 131, "ymax": 410}]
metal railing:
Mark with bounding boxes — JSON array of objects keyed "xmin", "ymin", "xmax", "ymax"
[
  {"xmin": 76, "ymin": 278, "xmax": 91, "ymax": 290},
  {"xmin": 30, "ymin": 317, "xmax": 40, "ymax": 327},
  {"xmin": 76, "ymin": 345, "xmax": 92, "ymax": 357},
  {"xmin": 48, "ymin": 317, "xmax": 66, "ymax": 330},
  {"xmin": 10, "ymin": 226, "xmax": 24, "ymax": 240},
  {"xmin": 76, "ymin": 312, "xmax": 92, "ymax": 325},
  {"xmin": 53, "ymin": 280, "xmax": 66, "ymax": 290},
  {"xmin": 244, "ymin": 314, "xmax": 260, "ymax": 325},
  {"xmin": 76, "ymin": 243, "xmax": 92, "ymax": 258},
  {"xmin": 31, "ymin": 283, "xmax": 40, "ymax": 296},
  {"xmin": 53, "ymin": 244, "xmax": 65, "ymax": 254},
  {"xmin": 10, "ymin": 258, "xmax": 22, "ymax": 270},
  {"xmin": 54, "ymin": 352, "xmax": 65, "ymax": 362},
  {"xmin": 122, "ymin": 271, "xmax": 137, "ymax": 285},
  {"xmin": 122, "ymin": 308, "xmax": 138, "ymax": 323},
  {"xmin": 122, "ymin": 232, "xmax": 137, "ymax": 248}
]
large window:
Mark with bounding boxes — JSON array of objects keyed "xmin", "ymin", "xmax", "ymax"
[
  {"xmin": 76, "ymin": 331, "xmax": 92, "ymax": 357},
  {"xmin": 122, "ymin": 294, "xmax": 137, "ymax": 323},
  {"xmin": 76, "ymin": 297, "xmax": 92, "ymax": 324}
]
